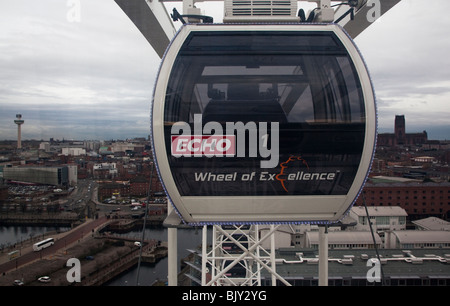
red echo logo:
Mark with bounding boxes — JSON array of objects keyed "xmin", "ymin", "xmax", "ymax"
[
  {"xmin": 170, "ymin": 114, "xmax": 279, "ymax": 168},
  {"xmin": 171, "ymin": 135, "xmax": 236, "ymax": 157}
]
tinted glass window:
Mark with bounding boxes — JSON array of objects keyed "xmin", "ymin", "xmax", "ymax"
[{"xmin": 163, "ymin": 31, "xmax": 365, "ymax": 197}]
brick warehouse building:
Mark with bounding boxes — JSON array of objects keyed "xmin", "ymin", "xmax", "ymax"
[
  {"xmin": 130, "ymin": 176, "xmax": 163, "ymax": 197},
  {"xmin": 98, "ymin": 176, "xmax": 163, "ymax": 201},
  {"xmin": 355, "ymin": 177, "xmax": 450, "ymax": 221}
]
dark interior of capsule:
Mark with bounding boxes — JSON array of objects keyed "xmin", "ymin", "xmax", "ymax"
[
  {"xmin": 162, "ymin": 30, "xmax": 367, "ymax": 196},
  {"xmin": 164, "ymin": 51, "xmax": 366, "ymax": 155}
]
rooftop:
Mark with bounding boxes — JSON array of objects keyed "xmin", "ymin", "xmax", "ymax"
[
  {"xmin": 306, "ymin": 231, "xmax": 382, "ymax": 245},
  {"xmin": 351, "ymin": 206, "xmax": 408, "ymax": 217},
  {"xmin": 413, "ymin": 217, "xmax": 450, "ymax": 231},
  {"xmin": 262, "ymin": 248, "xmax": 450, "ymax": 283},
  {"xmin": 364, "ymin": 177, "xmax": 450, "ymax": 188},
  {"xmin": 370, "ymin": 176, "xmax": 421, "ymax": 183},
  {"xmin": 392, "ymin": 231, "xmax": 450, "ymax": 244}
]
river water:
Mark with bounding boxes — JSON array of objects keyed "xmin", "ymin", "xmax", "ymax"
[
  {"xmin": 105, "ymin": 227, "xmax": 206, "ymax": 286},
  {"xmin": 0, "ymin": 225, "xmax": 70, "ymax": 248}
]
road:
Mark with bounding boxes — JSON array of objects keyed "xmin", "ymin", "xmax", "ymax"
[
  {"xmin": 0, "ymin": 216, "xmax": 108, "ymax": 275},
  {"xmin": 64, "ymin": 179, "xmax": 98, "ymax": 216}
]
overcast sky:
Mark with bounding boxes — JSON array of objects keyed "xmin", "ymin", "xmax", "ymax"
[{"xmin": 1, "ymin": 0, "xmax": 449, "ymax": 141}]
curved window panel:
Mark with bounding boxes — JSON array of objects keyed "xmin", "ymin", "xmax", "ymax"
[{"xmin": 163, "ymin": 30, "xmax": 366, "ymax": 197}]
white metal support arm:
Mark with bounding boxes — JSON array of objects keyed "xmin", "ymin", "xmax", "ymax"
[
  {"xmin": 114, "ymin": 0, "xmax": 403, "ymax": 58},
  {"xmin": 114, "ymin": 0, "xmax": 176, "ymax": 58},
  {"xmin": 335, "ymin": 0, "xmax": 402, "ymax": 38}
]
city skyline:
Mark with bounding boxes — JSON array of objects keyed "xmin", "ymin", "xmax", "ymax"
[{"xmin": 1, "ymin": 1, "xmax": 450, "ymax": 141}]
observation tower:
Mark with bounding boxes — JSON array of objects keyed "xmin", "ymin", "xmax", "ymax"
[{"xmin": 14, "ymin": 114, "xmax": 24, "ymax": 149}]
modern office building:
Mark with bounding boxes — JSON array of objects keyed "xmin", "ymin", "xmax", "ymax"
[{"xmin": 3, "ymin": 166, "xmax": 69, "ymax": 187}]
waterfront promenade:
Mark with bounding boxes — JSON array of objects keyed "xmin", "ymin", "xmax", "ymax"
[{"xmin": 0, "ymin": 216, "xmax": 108, "ymax": 276}]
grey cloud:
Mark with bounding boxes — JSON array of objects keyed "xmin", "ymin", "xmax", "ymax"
[
  {"xmin": 1, "ymin": 0, "xmax": 450, "ymax": 141},
  {"xmin": 0, "ymin": 1, "xmax": 158, "ymax": 141}
]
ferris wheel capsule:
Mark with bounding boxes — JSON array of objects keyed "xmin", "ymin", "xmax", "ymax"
[{"xmin": 151, "ymin": 23, "xmax": 377, "ymax": 225}]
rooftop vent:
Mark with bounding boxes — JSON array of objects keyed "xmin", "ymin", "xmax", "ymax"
[
  {"xmin": 339, "ymin": 258, "xmax": 353, "ymax": 265},
  {"xmin": 223, "ymin": 0, "xmax": 299, "ymax": 23}
]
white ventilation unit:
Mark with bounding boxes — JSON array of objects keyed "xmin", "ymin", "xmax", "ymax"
[{"xmin": 223, "ymin": 0, "xmax": 299, "ymax": 23}]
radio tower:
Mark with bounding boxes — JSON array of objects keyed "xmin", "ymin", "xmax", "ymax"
[{"xmin": 14, "ymin": 114, "xmax": 24, "ymax": 149}]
